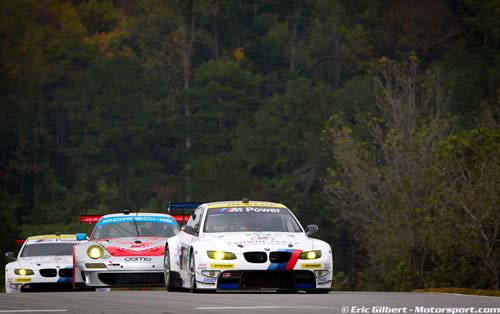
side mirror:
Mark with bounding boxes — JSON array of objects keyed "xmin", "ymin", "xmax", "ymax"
[
  {"xmin": 76, "ymin": 233, "xmax": 87, "ymax": 241},
  {"xmin": 305, "ymin": 224, "xmax": 319, "ymax": 236},
  {"xmin": 5, "ymin": 252, "xmax": 16, "ymax": 261},
  {"xmin": 182, "ymin": 225, "xmax": 197, "ymax": 236}
]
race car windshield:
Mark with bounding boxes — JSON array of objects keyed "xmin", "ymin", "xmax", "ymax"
[
  {"xmin": 91, "ymin": 216, "xmax": 179, "ymax": 240},
  {"xmin": 20, "ymin": 243, "xmax": 77, "ymax": 257},
  {"xmin": 204, "ymin": 207, "xmax": 303, "ymax": 233}
]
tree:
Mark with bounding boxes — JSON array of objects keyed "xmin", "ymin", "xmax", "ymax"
[
  {"xmin": 433, "ymin": 127, "xmax": 500, "ymax": 289},
  {"xmin": 323, "ymin": 55, "xmax": 452, "ymax": 290},
  {"xmin": 186, "ymin": 60, "xmax": 261, "ymax": 200},
  {"xmin": 237, "ymin": 77, "xmax": 335, "ymax": 207}
]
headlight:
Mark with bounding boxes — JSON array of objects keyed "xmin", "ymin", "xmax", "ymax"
[
  {"xmin": 207, "ymin": 251, "xmax": 236, "ymax": 260},
  {"xmin": 14, "ymin": 268, "xmax": 34, "ymax": 276},
  {"xmin": 299, "ymin": 250, "xmax": 322, "ymax": 260},
  {"xmin": 87, "ymin": 245, "xmax": 105, "ymax": 259}
]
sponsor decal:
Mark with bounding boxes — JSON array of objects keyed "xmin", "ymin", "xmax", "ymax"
[
  {"xmin": 97, "ymin": 216, "xmax": 176, "ymax": 226},
  {"xmin": 28, "ymin": 238, "xmax": 80, "ymax": 244},
  {"xmin": 203, "ymin": 278, "xmax": 217, "ymax": 283},
  {"xmin": 219, "ymin": 207, "xmax": 243, "ymax": 213},
  {"xmin": 198, "ymin": 263, "xmax": 208, "ymax": 270},
  {"xmin": 317, "ymin": 277, "xmax": 330, "ymax": 283},
  {"xmin": 210, "ymin": 263, "xmax": 235, "ymax": 269},
  {"xmin": 229, "ymin": 236, "xmax": 294, "ymax": 247},
  {"xmin": 208, "ymin": 202, "xmax": 286, "ymax": 209},
  {"xmin": 124, "ymin": 257, "xmax": 152, "ymax": 262},
  {"xmin": 301, "ymin": 263, "xmax": 322, "ymax": 269},
  {"xmin": 99, "ymin": 240, "xmax": 165, "ymax": 257},
  {"xmin": 213, "ymin": 207, "xmax": 282, "ymax": 214},
  {"xmin": 15, "ymin": 278, "xmax": 32, "ymax": 283},
  {"xmin": 28, "ymin": 234, "xmax": 78, "ymax": 240}
]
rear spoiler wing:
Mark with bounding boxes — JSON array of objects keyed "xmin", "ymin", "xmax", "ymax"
[
  {"xmin": 80, "ymin": 215, "xmax": 103, "ymax": 223},
  {"xmin": 79, "ymin": 204, "xmax": 203, "ymax": 225},
  {"xmin": 167, "ymin": 202, "xmax": 202, "ymax": 224}
]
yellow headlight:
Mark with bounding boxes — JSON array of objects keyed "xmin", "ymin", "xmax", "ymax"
[
  {"xmin": 14, "ymin": 268, "xmax": 34, "ymax": 276},
  {"xmin": 299, "ymin": 250, "xmax": 322, "ymax": 260},
  {"xmin": 87, "ymin": 245, "xmax": 105, "ymax": 259},
  {"xmin": 207, "ymin": 251, "xmax": 236, "ymax": 260}
]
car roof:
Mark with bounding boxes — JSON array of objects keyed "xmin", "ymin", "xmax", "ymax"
[{"xmin": 203, "ymin": 200, "xmax": 288, "ymax": 209}]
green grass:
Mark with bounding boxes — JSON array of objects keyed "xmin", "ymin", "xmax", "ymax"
[{"xmin": 415, "ymin": 288, "xmax": 500, "ymax": 297}]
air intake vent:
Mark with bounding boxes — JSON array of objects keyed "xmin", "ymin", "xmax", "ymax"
[
  {"xmin": 269, "ymin": 251, "xmax": 291, "ymax": 263},
  {"xmin": 244, "ymin": 252, "xmax": 267, "ymax": 263},
  {"xmin": 40, "ymin": 269, "xmax": 57, "ymax": 277}
]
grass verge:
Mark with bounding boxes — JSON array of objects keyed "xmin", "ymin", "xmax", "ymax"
[{"xmin": 415, "ymin": 288, "xmax": 500, "ymax": 297}]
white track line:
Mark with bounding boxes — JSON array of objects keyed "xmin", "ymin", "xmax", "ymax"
[
  {"xmin": 196, "ymin": 306, "xmax": 332, "ymax": 310},
  {"xmin": 0, "ymin": 310, "xmax": 68, "ymax": 313}
]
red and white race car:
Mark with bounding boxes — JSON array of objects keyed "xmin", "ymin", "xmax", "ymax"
[{"xmin": 73, "ymin": 211, "xmax": 180, "ymax": 288}]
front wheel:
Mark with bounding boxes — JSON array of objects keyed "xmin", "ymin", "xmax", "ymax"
[
  {"xmin": 306, "ymin": 289, "xmax": 331, "ymax": 294},
  {"xmin": 164, "ymin": 247, "xmax": 179, "ymax": 292},
  {"xmin": 189, "ymin": 251, "xmax": 198, "ymax": 293},
  {"xmin": 189, "ymin": 252, "xmax": 216, "ymax": 293}
]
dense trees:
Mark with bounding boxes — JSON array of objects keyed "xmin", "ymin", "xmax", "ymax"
[{"xmin": 1, "ymin": 0, "xmax": 499, "ymax": 291}]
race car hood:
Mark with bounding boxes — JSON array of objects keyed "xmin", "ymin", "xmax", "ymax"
[
  {"xmin": 16, "ymin": 255, "xmax": 73, "ymax": 268},
  {"xmin": 95, "ymin": 237, "xmax": 167, "ymax": 257},
  {"xmin": 201, "ymin": 232, "xmax": 316, "ymax": 252}
]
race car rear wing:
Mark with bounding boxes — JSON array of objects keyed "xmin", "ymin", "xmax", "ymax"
[
  {"xmin": 167, "ymin": 202, "xmax": 202, "ymax": 224},
  {"xmin": 80, "ymin": 215, "xmax": 103, "ymax": 223}
]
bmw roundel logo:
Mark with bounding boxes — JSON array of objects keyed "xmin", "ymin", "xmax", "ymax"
[{"xmin": 264, "ymin": 247, "xmax": 270, "ymax": 251}]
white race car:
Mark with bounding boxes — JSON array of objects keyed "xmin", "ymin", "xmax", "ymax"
[
  {"xmin": 4, "ymin": 234, "xmax": 86, "ymax": 293},
  {"xmin": 164, "ymin": 200, "xmax": 333, "ymax": 293},
  {"xmin": 73, "ymin": 211, "xmax": 180, "ymax": 288}
]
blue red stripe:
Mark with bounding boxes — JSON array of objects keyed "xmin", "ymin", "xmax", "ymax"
[
  {"xmin": 267, "ymin": 249, "xmax": 303, "ymax": 271},
  {"xmin": 285, "ymin": 249, "xmax": 302, "ymax": 270}
]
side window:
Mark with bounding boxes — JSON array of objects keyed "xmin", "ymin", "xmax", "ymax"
[
  {"xmin": 185, "ymin": 207, "xmax": 203, "ymax": 234},
  {"xmin": 192, "ymin": 207, "xmax": 203, "ymax": 233},
  {"xmin": 185, "ymin": 214, "xmax": 196, "ymax": 228}
]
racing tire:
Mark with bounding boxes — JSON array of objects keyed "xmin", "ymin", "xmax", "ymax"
[
  {"xmin": 164, "ymin": 247, "xmax": 181, "ymax": 292},
  {"xmin": 189, "ymin": 251, "xmax": 198, "ymax": 293},
  {"xmin": 306, "ymin": 289, "xmax": 331, "ymax": 294},
  {"xmin": 189, "ymin": 252, "xmax": 215, "ymax": 293}
]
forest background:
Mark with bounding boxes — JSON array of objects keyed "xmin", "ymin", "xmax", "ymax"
[{"xmin": 1, "ymin": 0, "xmax": 499, "ymax": 291}]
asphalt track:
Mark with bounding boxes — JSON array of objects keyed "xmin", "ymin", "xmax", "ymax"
[{"xmin": 0, "ymin": 291, "xmax": 498, "ymax": 314}]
